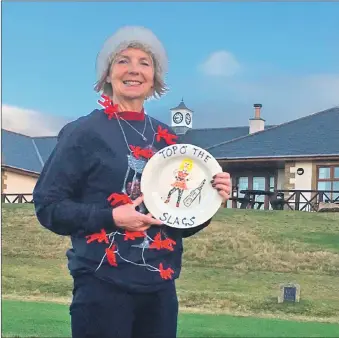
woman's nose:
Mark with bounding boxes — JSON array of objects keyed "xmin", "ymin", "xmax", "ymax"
[{"xmin": 128, "ymin": 62, "xmax": 140, "ymax": 74}]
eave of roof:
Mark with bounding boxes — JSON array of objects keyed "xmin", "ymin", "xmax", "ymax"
[{"xmin": 2, "ymin": 164, "xmax": 40, "ymax": 176}]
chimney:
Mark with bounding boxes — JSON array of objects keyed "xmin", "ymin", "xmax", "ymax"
[
  {"xmin": 254, "ymin": 103, "xmax": 262, "ymax": 119},
  {"xmin": 249, "ymin": 103, "xmax": 265, "ymax": 134}
]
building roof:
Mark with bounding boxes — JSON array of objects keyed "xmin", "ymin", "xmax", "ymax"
[
  {"xmin": 2, "ymin": 130, "xmax": 43, "ymax": 173},
  {"xmin": 2, "ymin": 129, "xmax": 59, "ymax": 174},
  {"xmin": 181, "ymin": 125, "xmax": 275, "ymax": 149},
  {"xmin": 170, "ymin": 99, "xmax": 193, "ymax": 112},
  {"xmin": 33, "ymin": 136, "xmax": 58, "ymax": 164},
  {"xmin": 2, "ymin": 106, "xmax": 338, "ymax": 174},
  {"xmin": 207, "ymin": 107, "xmax": 339, "ymax": 159}
]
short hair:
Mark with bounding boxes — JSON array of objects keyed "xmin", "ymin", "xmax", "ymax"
[{"xmin": 94, "ymin": 42, "xmax": 168, "ymax": 100}]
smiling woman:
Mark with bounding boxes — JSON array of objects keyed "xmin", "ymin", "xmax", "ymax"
[
  {"xmin": 94, "ymin": 29, "xmax": 168, "ymax": 101},
  {"xmin": 32, "ymin": 25, "xmax": 231, "ymax": 338}
]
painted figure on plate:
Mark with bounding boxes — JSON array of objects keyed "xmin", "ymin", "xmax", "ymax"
[{"xmin": 164, "ymin": 159, "xmax": 193, "ymax": 207}]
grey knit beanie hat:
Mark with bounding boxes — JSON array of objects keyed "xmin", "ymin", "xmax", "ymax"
[{"xmin": 95, "ymin": 26, "xmax": 168, "ymax": 98}]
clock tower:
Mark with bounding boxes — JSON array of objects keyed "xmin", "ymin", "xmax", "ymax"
[{"xmin": 170, "ymin": 98, "xmax": 193, "ymax": 135}]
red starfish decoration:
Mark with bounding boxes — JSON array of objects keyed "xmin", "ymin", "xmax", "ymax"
[
  {"xmin": 98, "ymin": 94, "xmax": 119, "ymax": 120},
  {"xmin": 149, "ymin": 233, "xmax": 176, "ymax": 252},
  {"xmin": 107, "ymin": 193, "xmax": 133, "ymax": 207},
  {"xmin": 156, "ymin": 126, "xmax": 178, "ymax": 145},
  {"xmin": 159, "ymin": 263, "xmax": 174, "ymax": 280},
  {"xmin": 129, "ymin": 145, "xmax": 154, "ymax": 159},
  {"xmin": 149, "ymin": 233, "xmax": 163, "ymax": 250},
  {"xmin": 124, "ymin": 231, "xmax": 146, "ymax": 241},
  {"xmin": 85, "ymin": 229, "xmax": 109, "ymax": 244},
  {"xmin": 161, "ymin": 238, "xmax": 177, "ymax": 251},
  {"xmin": 105, "ymin": 245, "xmax": 118, "ymax": 267}
]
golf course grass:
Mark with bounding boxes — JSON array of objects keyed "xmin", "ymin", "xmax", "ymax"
[
  {"xmin": 2, "ymin": 204, "xmax": 339, "ymax": 336},
  {"xmin": 2, "ymin": 299, "xmax": 339, "ymax": 337}
]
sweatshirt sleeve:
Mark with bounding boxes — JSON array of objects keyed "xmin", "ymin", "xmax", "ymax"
[{"xmin": 33, "ymin": 124, "xmax": 116, "ymax": 236}]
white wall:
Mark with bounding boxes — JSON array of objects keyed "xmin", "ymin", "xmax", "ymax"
[
  {"xmin": 277, "ymin": 169, "xmax": 285, "ymax": 189},
  {"xmin": 2, "ymin": 170, "xmax": 37, "ymax": 202},
  {"xmin": 289, "ymin": 161, "xmax": 313, "ymax": 205}
]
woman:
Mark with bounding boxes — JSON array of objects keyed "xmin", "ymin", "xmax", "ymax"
[{"xmin": 33, "ymin": 26, "xmax": 231, "ymax": 338}]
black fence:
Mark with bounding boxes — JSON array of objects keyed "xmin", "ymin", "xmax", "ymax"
[
  {"xmin": 2, "ymin": 194, "xmax": 34, "ymax": 204},
  {"xmin": 229, "ymin": 188, "xmax": 339, "ymax": 212},
  {"xmin": 275, "ymin": 190, "xmax": 339, "ymax": 212}
]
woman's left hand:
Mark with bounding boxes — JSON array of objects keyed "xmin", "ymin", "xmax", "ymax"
[{"xmin": 211, "ymin": 172, "xmax": 231, "ymax": 203}]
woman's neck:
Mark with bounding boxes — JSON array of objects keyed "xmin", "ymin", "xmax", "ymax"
[{"xmin": 113, "ymin": 96, "xmax": 144, "ymax": 112}]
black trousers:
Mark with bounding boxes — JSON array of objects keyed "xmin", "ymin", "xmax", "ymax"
[{"xmin": 70, "ymin": 274, "xmax": 179, "ymax": 338}]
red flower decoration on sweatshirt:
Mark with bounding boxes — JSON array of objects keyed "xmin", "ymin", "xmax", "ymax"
[
  {"xmin": 107, "ymin": 193, "xmax": 132, "ymax": 207},
  {"xmin": 124, "ymin": 231, "xmax": 146, "ymax": 241},
  {"xmin": 149, "ymin": 233, "xmax": 176, "ymax": 252},
  {"xmin": 156, "ymin": 126, "xmax": 178, "ymax": 145},
  {"xmin": 129, "ymin": 145, "xmax": 154, "ymax": 159},
  {"xmin": 98, "ymin": 94, "xmax": 119, "ymax": 120},
  {"xmin": 86, "ymin": 229, "xmax": 109, "ymax": 244},
  {"xmin": 105, "ymin": 245, "xmax": 118, "ymax": 267},
  {"xmin": 159, "ymin": 263, "xmax": 174, "ymax": 280}
]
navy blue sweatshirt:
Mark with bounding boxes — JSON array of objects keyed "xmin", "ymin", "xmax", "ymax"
[{"xmin": 33, "ymin": 107, "xmax": 210, "ymax": 293}]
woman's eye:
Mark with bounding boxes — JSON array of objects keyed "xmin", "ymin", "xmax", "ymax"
[
  {"xmin": 141, "ymin": 62, "xmax": 150, "ymax": 66},
  {"xmin": 117, "ymin": 59, "xmax": 127, "ymax": 64}
]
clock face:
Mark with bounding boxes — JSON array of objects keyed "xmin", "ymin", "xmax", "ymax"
[
  {"xmin": 185, "ymin": 113, "xmax": 192, "ymax": 125},
  {"xmin": 173, "ymin": 112, "xmax": 183, "ymax": 124}
]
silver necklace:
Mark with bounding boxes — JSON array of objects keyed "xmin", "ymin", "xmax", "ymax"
[
  {"xmin": 119, "ymin": 115, "xmax": 148, "ymax": 141},
  {"xmin": 115, "ymin": 114, "xmax": 155, "ymax": 152}
]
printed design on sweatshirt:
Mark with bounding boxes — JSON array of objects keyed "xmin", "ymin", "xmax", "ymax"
[
  {"xmin": 121, "ymin": 145, "xmax": 155, "ymax": 214},
  {"xmin": 86, "ymin": 99, "xmax": 179, "ymax": 280}
]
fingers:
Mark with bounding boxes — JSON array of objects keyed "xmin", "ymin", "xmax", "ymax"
[
  {"xmin": 137, "ymin": 225, "xmax": 151, "ymax": 232},
  {"xmin": 211, "ymin": 172, "xmax": 231, "ymax": 197},
  {"xmin": 132, "ymin": 194, "xmax": 144, "ymax": 207},
  {"xmin": 213, "ymin": 172, "xmax": 230, "ymax": 179},
  {"xmin": 213, "ymin": 183, "xmax": 231, "ymax": 195},
  {"xmin": 140, "ymin": 213, "xmax": 163, "ymax": 226},
  {"xmin": 210, "ymin": 172, "xmax": 231, "ymax": 203},
  {"xmin": 146, "ymin": 213, "xmax": 163, "ymax": 225},
  {"xmin": 218, "ymin": 190, "xmax": 229, "ymax": 201},
  {"xmin": 125, "ymin": 225, "xmax": 151, "ymax": 232},
  {"xmin": 212, "ymin": 177, "xmax": 231, "ymax": 187}
]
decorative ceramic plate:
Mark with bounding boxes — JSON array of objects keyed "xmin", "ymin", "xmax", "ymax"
[{"xmin": 141, "ymin": 144, "xmax": 223, "ymax": 229}]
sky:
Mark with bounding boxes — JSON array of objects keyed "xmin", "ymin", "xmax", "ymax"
[{"xmin": 2, "ymin": 1, "xmax": 339, "ymax": 136}]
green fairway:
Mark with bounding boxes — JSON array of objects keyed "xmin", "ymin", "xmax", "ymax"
[{"xmin": 2, "ymin": 299, "xmax": 339, "ymax": 338}]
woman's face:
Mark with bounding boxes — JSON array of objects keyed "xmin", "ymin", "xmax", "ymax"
[{"xmin": 109, "ymin": 48, "xmax": 155, "ymax": 101}]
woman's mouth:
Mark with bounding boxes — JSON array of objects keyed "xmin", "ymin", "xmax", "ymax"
[{"xmin": 123, "ymin": 80, "xmax": 142, "ymax": 86}]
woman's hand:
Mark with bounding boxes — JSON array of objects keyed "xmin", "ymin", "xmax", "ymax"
[
  {"xmin": 112, "ymin": 195, "xmax": 162, "ymax": 232},
  {"xmin": 211, "ymin": 172, "xmax": 231, "ymax": 203}
]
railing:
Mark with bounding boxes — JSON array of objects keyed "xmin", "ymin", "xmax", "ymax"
[
  {"xmin": 275, "ymin": 190, "xmax": 339, "ymax": 212},
  {"xmin": 1, "ymin": 193, "xmax": 34, "ymax": 204},
  {"xmin": 229, "ymin": 188, "xmax": 339, "ymax": 212}
]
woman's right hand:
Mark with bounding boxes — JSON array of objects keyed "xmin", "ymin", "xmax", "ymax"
[{"xmin": 112, "ymin": 195, "xmax": 163, "ymax": 232}]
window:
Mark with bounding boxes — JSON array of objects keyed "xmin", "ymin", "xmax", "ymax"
[
  {"xmin": 317, "ymin": 166, "xmax": 339, "ymax": 202},
  {"xmin": 236, "ymin": 177, "xmax": 249, "ymax": 209},
  {"xmin": 269, "ymin": 176, "xmax": 275, "ymax": 192}
]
